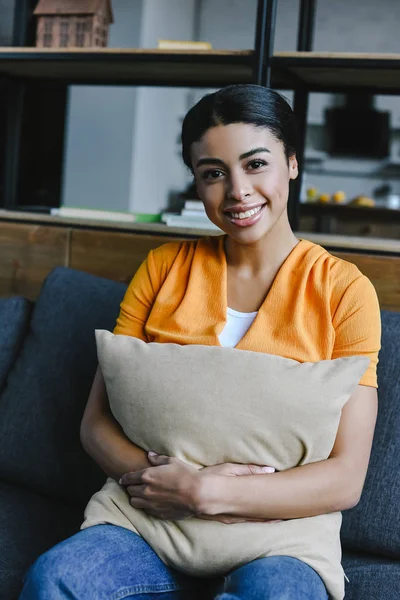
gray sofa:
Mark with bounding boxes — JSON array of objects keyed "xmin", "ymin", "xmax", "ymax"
[{"xmin": 0, "ymin": 267, "xmax": 399, "ymax": 599}]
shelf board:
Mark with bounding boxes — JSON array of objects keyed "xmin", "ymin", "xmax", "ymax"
[
  {"xmin": 305, "ymin": 166, "xmax": 400, "ymax": 180},
  {"xmin": 1, "ymin": 209, "xmax": 399, "ymax": 254},
  {"xmin": 300, "ymin": 202, "xmax": 400, "ymax": 221},
  {"xmin": 2, "ymin": 48, "xmax": 400, "ymax": 92},
  {"xmin": 0, "ymin": 47, "xmax": 256, "ymax": 87},
  {"xmin": 272, "ymin": 52, "xmax": 400, "ymax": 93}
]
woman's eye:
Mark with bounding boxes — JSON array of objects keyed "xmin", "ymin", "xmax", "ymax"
[
  {"xmin": 202, "ymin": 169, "xmax": 224, "ymax": 181},
  {"xmin": 247, "ymin": 159, "xmax": 267, "ymax": 170}
]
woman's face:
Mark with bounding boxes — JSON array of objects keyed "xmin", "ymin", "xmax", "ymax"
[{"xmin": 191, "ymin": 123, "xmax": 298, "ymax": 244}]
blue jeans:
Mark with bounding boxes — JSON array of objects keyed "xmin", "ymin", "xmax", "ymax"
[{"xmin": 19, "ymin": 525, "xmax": 329, "ymax": 600}]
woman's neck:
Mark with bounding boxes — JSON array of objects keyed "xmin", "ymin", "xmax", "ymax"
[{"xmin": 224, "ymin": 214, "xmax": 299, "ymax": 276}]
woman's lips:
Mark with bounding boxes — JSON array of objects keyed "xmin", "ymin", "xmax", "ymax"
[{"xmin": 224, "ymin": 203, "xmax": 267, "ymax": 228}]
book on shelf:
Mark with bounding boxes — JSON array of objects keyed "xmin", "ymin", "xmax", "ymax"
[
  {"xmin": 157, "ymin": 40, "xmax": 212, "ymax": 50},
  {"xmin": 181, "ymin": 208, "xmax": 207, "ymax": 217},
  {"xmin": 51, "ymin": 207, "xmax": 136, "ymax": 223},
  {"xmin": 183, "ymin": 200, "xmax": 205, "ymax": 211},
  {"xmin": 162, "ymin": 213, "xmax": 221, "ymax": 231}
]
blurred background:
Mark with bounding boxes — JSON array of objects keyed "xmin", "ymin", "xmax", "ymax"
[{"xmin": 1, "ymin": 0, "xmax": 400, "ymax": 239}]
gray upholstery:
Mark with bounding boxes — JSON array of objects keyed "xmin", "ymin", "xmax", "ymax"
[
  {"xmin": 341, "ymin": 311, "xmax": 400, "ymax": 558},
  {"xmin": 343, "ymin": 550, "xmax": 400, "ymax": 600},
  {"xmin": 0, "ymin": 297, "xmax": 32, "ymax": 394},
  {"xmin": 0, "ymin": 481, "xmax": 81, "ymax": 600},
  {"xmin": 0, "ymin": 268, "xmax": 127, "ymax": 507},
  {"xmin": 0, "ymin": 267, "xmax": 399, "ymax": 599}
]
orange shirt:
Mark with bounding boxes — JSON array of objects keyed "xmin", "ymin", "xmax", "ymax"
[{"xmin": 114, "ymin": 237, "xmax": 381, "ymax": 388}]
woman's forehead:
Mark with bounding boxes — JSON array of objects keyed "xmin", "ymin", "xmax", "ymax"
[{"xmin": 191, "ymin": 124, "xmax": 279, "ymax": 161}]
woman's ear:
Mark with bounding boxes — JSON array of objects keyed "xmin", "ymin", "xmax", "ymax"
[{"xmin": 289, "ymin": 155, "xmax": 298, "ymax": 180}]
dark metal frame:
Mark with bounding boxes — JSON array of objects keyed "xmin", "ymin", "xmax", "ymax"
[
  {"xmin": 3, "ymin": 81, "xmax": 24, "ymax": 210},
  {"xmin": 1, "ymin": 0, "xmax": 33, "ymax": 210},
  {"xmin": 288, "ymin": 0, "xmax": 317, "ymax": 230},
  {"xmin": 254, "ymin": 0, "xmax": 278, "ymax": 87}
]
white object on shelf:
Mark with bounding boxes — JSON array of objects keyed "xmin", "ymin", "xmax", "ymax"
[
  {"xmin": 162, "ymin": 213, "xmax": 221, "ymax": 231},
  {"xmin": 183, "ymin": 200, "xmax": 205, "ymax": 210},
  {"xmin": 181, "ymin": 208, "xmax": 207, "ymax": 217},
  {"xmin": 157, "ymin": 40, "xmax": 212, "ymax": 50},
  {"xmin": 51, "ymin": 207, "xmax": 136, "ymax": 222}
]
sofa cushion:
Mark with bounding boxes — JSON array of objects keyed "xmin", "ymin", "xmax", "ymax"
[
  {"xmin": 0, "ymin": 481, "xmax": 82, "ymax": 600},
  {"xmin": 341, "ymin": 310, "xmax": 400, "ymax": 557},
  {"xmin": 0, "ymin": 267, "xmax": 127, "ymax": 507},
  {"xmin": 342, "ymin": 549, "xmax": 400, "ymax": 600},
  {"xmin": 0, "ymin": 297, "xmax": 32, "ymax": 394}
]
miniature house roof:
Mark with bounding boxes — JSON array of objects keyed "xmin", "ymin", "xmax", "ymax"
[{"xmin": 34, "ymin": 0, "xmax": 114, "ymax": 23}]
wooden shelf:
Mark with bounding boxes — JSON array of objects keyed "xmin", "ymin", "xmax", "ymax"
[
  {"xmin": 1, "ymin": 209, "xmax": 400, "ymax": 255},
  {"xmin": 272, "ymin": 52, "xmax": 400, "ymax": 93},
  {"xmin": 2, "ymin": 49, "xmax": 400, "ymax": 91},
  {"xmin": 300, "ymin": 202, "xmax": 400, "ymax": 222},
  {"xmin": 0, "ymin": 47, "xmax": 255, "ymax": 87}
]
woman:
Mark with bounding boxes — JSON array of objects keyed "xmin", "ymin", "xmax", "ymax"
[{"xmin": 19, "ymin": 84, "xmax": 380, "ymax": 600}]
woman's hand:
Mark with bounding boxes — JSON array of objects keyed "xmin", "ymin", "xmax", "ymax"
[
  {"xmin": 120, "ymin": 454, "xmax": 281, "ymax": 524},
  {"xmin": 197, "ymin": 462, "xmax": 282, "ymax": 524},
  {"xmin": 119, "ymin": 452, "xmax": 201, "ymax": 520}
]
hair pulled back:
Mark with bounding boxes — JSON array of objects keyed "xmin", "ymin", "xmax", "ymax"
[{"xmin": 181, "ymin": 84, "xmax": 298, "ymax": 171}]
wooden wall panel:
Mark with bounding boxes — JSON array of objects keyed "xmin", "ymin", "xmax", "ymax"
[
  {"xmin": 333, "ymin": 251, "xmax": 400, "ymax": 312},
  {"xmin": 0, "ymin": 222, "xmax": 69, "ymax": 300},
  {"xmin": 1, "ymin": 221, "xmax": 399, "ymax": 313},
  {"xmin": 70, "ymin": 230, "xmax": 187, "ymax": 284}
]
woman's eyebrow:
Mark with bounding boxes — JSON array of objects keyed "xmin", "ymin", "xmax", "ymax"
[
  {"xmin": 239, "ymin": 147, "xmax": 270, "ymax": 160},
  {"xmin": 196, "ymin": 157, "xmax": 225, "ymax": 168},
  {"xmin": 196, "ymin": 147, "xmax": 270, "ymax": 168}
]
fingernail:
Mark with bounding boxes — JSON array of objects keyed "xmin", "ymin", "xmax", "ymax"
[
  {"xmin": 148, "ymin": 451, "xmax": 158, "ymax": 456},
  {"xmin": 262, "ymin": 466, "xmax": 275, "ymax": 473},
  {"xmin": 118, "ymin": 478, "xmax": 123, "ymax": 484}
]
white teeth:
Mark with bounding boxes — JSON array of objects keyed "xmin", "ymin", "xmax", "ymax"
[{"xmin": 230, "ymin": 205, "xmax": 263, "ymax": 220}]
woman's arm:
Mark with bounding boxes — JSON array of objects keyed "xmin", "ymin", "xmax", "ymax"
[
  {"xmin": 80, "ymin": 247, "xmax": 174, "ymax": 480},
  {"xmin": 197, "ymin": 385, "xmax": 378, "ymax": 520},
  {"xmin": 80, "ymin": 366, "xmax": 151, "ymax": 481}
]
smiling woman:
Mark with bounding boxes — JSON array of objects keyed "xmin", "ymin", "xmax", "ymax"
[
  {"xmin": 184, "ymin": 85, "xmax": 298, "ymax": 243},
  {"xmin": 19, "ymin": 85, "xmax": 381, "ymax": 600}
]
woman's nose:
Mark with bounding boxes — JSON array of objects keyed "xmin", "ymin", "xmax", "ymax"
[{"xmin": 227, "ymin": 173, "xmax": 252, "ymax": 202}]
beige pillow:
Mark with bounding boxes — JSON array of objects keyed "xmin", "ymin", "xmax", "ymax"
[{"xmin": 83, "ymin": 331, "xmax": 369, "ymax": 600}]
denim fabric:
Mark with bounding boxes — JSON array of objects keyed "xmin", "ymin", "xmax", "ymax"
[
  {"xmin": 20, "ymin": 525, "xmax": 328, "ymax": 600},
  {"xmin": 0, "ymin": 481, "xmax": 82, "ymax": 600},
  {"xmin": 342, "ymin": 549, "xmax": 400, "ymax": 600},
  {"xmin": 0, "ymin": 297, "xmax": 31, "ymax": 394},
  {"xmin": 0, "ymin": 268, "xmax": 127, "ymax": 507},
  {"xmin": 341, "ymin": 310, "xmax": 400, "ymax": 558}
]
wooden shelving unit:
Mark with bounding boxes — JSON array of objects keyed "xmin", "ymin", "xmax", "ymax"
[{"xmin": 2, "ymin": 0, "xmax": 400, "ymax": 234}]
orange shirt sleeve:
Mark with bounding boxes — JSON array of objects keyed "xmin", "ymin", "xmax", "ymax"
[
  {"xmin": 113, "ymin": 250, "xmax": 159, "ymax": 340},
  {"xmin": 113, "ymin": 242, "xmax": 184, "ymax": 340},
  {"xmin": 331, "ymin": 274, "xmax": 381, "ymax": 388}
]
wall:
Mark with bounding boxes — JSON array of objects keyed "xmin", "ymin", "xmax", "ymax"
[
  {"xmin": 129, "ymin": 0, "xmax": 196, "ymax": 213},
  {"xmin": 0, "ymin": 0, "xmax": 15, "ymax": 45},
  {"xmin": 62, "ymin": 0, "xmax": 143, "ymax": 211},
  {"xmin": 62, "ymin": 0, "xmax": 196, "ymax": 214}
]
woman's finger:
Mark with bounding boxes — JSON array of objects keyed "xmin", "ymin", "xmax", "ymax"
[
  {"xmin": 129, "ymin": 497, "xmax": 150, "ymax": 510},
  {"xmin": 126, "ymin": 484, "xmax": 147, "ymax": 498},
  {"xmin": 119, "ymin": 470, "xmax": 146, "ymax": 486},
  {"xmin": 147, "ymin": 452, "xmax": 172, "ymax": 466}
]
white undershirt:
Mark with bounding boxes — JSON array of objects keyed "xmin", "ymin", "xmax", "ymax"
[{"xmin": 218, "ymin": 307, "xmax": 258, "ymax": 348}]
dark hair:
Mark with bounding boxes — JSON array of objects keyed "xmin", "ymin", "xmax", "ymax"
[{"xmin": 181, "ymin": 84, "xmax": 298, "ymax": 171}]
